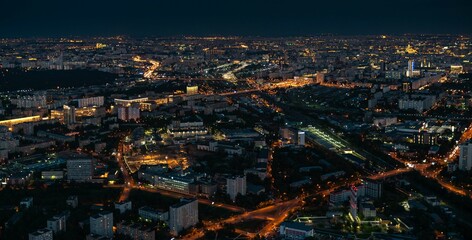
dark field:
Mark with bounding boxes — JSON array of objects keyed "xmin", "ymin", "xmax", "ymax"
[{"xmin": 0, "ymin": 69, "xmax": 116, "ymax": 91}]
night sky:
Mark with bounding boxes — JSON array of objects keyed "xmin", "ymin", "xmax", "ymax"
[{"xmin": 1, "ymin": 0, "xmax": 471, "ymax": 37}]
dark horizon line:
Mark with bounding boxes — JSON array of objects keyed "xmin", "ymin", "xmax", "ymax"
[{"xmin": 1, "ymin": 32, "xmax": 471, "ymax": 40}]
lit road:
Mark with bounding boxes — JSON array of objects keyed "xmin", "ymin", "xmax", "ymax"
[
  {"xmin": 134, "ymin": 185, "xmax": 245, "ymax": 213},
  {"xmin": 181, "ymin": 198, "xmax": 302, "ymax": 240},
  {"xmin": 117, "ymin": 152, "xmax": 134, "ymax": 202},
  {"xmin": 133, "ymin": 56, "xmax": 160, "ymax": 79}
]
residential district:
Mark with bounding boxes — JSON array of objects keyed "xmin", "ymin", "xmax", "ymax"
[{"xmin": 0, "ymin": 35, "xmax": 471, "ymax": 240}]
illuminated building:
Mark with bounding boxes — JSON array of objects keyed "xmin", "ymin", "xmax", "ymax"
[
  {"xmin": 90, "ymin": 212, "xmax": 113, "ymax": 238},
  {"xmin": 450, "ymin": 65, "xmax": 463, "ymax": 74},
  {"xmin": 114, "ymin": 97, "xmax": 149, "ymax": 106},
  {"xmin": 41, "ymin": 171, "xmax": 64, "ymax": 180},
  {"xmin": 186, "ymin": 85, "xmax": 198, "ymax": 95},
  {"xmin": 459, "ymin": 141, "xmax": 472, "ymax": 171},
  {"xmin": 169, "ymin": 198, "xmax": 198, "ymax": 235},
  {"xmin": 407, "ymin": 59, "xmax": 414, "ymax": 77},
  {"xmin": 316, "ymin": 72, "xmax": 324, "ymax": 84},
  {"xmin": 0, "ymin": 115, "xmax": 42, "ymax": 129},
  {"xmin": 226, "ymin": 175, "xmax": 246, "ymax": 201}
]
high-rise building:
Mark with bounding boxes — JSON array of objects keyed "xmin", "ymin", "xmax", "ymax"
[
  {"xmin": 459, "ymin": 141, "xmax": 472, "ymax": 171},
  {"xmin": 169, "ymin": 198, "xmax": 198, "ymax": 235},
  {"xmin": 227, "ymin": 175, "xmax": 247, "ymax": 201},
  {"xmin": 29, "ymin": 228, "xmax": 53, "ymax": 240},
  {"xmin": 90, "ymin": 211, "xmax": 113, "ymax": 238},
  {"xmin": 63, "ymin": 105, "xmax": 76, "ymax": 125},
  {"xmin": 297, "ymin": 131, "xmax": 305, "ymax": 146},
  {"xmin": 66, "ymin": 157, "xmax": 94, "ymax": 181},
  {"xmin": 364, "ymin": 179, "xmax": 382, "ymax": 199},
  {"xmin": 117, "ymin": 106, "xmax": 140, "ymax": 121},
  {"xmin": 47, "ymin": 213, "xmax": 67, "ymax": 233},
  {"xmin": 407, "ymin": 59, "xmax": 414, "ymax": 77}
]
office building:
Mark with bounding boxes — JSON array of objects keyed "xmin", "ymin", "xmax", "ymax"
[
  {"xmin": 169, "ymin": 198, "xmax": 198, "ymax": 235},
  {"xmin": 66, "ymin": 157, "xmax": 94, "ymax": 181},
  {"xmin": 90, "ymin": 211, "xmax": 113, "ymax": 238},
  {"xmin": 227, "ymin": 175, "xmax": 246, "ymax": 201}
]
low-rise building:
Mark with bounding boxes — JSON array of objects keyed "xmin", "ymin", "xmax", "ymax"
[
  {"xmin": 29, "ymin": 228, "xmax": 53, "ymax": 240},
  {"xmin": 279, "ymin": 221, "xmax": 314, "ymax": 239}
]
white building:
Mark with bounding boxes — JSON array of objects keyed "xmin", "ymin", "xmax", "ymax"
[
  {"xmin": 77, "ymin": 96, "xmax": 104, "ymax": 108},
  {"xmin": 29, "ymin": 228, "xmax": 53, "ymax": 240},
  {"xmin": 398, "ymin": 95, "xmax": 436, "ymax": 112},
  {"xmin": 11, "ymin": 95, "xmax": 47, "ymax": 109},
  {"xmin": 459, "ymin": 141, "xmax": 472, "ymax": 171},
  {"xmin": 169, "ymin": 198, "xmax": 198, "ymax": 235},
  {"xmin": 47, "ymin": 213, "xmax": 67, "ymax": 233},
  {"xmin": 297, "ymin": 131, "xmax": 305, "ymax": 146},
  {"xmin": 117, "ymin": 106, "xmax": 140, "ymax": 121},
  {"xmin": 226, "ymin": 175, "xmax": 247, "ymax": 201},
  {"xmin": 90, "ymin": 212, "xmax": 113, "ymax": 238},
  {"xmin": 279, "ymin": 221, "xmax": 314, "ymax": 239}
]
